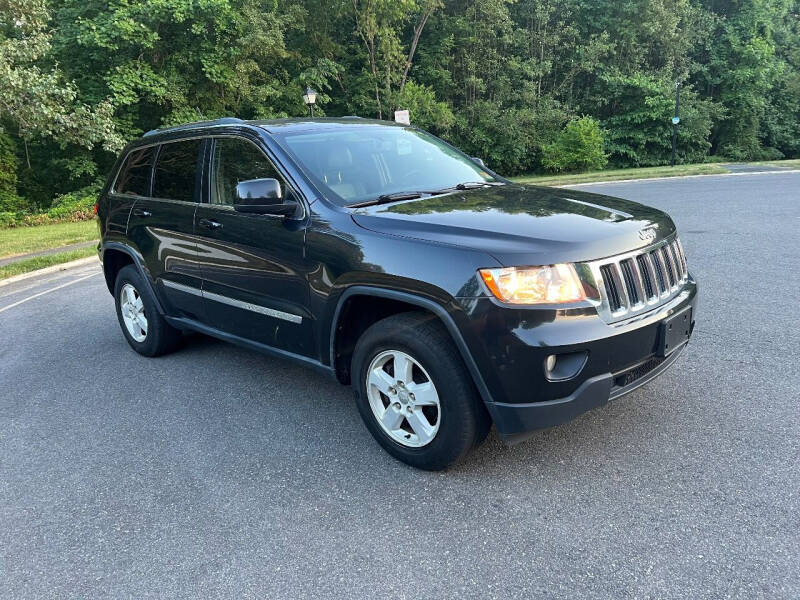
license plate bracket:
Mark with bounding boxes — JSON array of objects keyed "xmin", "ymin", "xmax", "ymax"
[{"xmin": 657, "ymin": 306, "xmax": 692, "ymax": 357}]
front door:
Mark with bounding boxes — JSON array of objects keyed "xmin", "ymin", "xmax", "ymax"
[
  {"xmin": 125, "ymin": 139, "xmax": 205, "ymax": 320},
  {"xmin": 194, "ymin": 135, "xmax": 313, "ymax": 357}
]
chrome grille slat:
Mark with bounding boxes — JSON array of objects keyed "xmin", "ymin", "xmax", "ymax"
[
  {"xmin": 651, "ymin": 249, "xmax": 667, "ymax": 293},
  {"xmin": 600, "ymin": 264, "xmax": 623, "ymax": 312},
  {"xmin": 676, "ymin": 238, "xmax": 688, "ymax": 274},
  {"xmin": 619, "ymin": 259, "xmax": 640, "ymax": 305},
  {"xmin": 661, "ymin": 247, "xmax": 676, "ymax": 287},
  {"xmin": 667, "ymin": 242, "xmax": 682, "ymax": 281},
  {"xmin": 589, "ymin": 235, "xmax": 690, "ymax": 323},
  {"xmin": 636, "ymin": 254, "xmax": 656, "ymax": 299},
  {"xmin": 673, "ymin": 240, "xmax": 687, "ymax": 278}
]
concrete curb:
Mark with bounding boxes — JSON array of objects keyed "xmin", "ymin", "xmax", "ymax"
[{"xmin": 0, "ymin": 256, "xmax": 99, "ymax": 287}]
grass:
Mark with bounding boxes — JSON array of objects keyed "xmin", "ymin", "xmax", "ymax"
[
  {"xmin": 511, "ymin": 163, "xmax": 730, "ymax": 186},
  {"xmin": 0, "ymin": 246, "xmax": 97, "ymax": 280},
  {"xmin": 750, "ymin": 158, "xmax": 800, "ymax": 169},
  {"xmin": 0, "ymin": 220, "xmax": 98, "ymax": 259}
]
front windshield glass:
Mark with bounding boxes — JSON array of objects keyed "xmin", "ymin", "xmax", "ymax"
[{"xmin": 272, "ymin": 125, "xmax": 499, "ymax": 206}]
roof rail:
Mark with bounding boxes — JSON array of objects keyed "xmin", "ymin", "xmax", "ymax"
[
  {"xmin": 340, "ymin": 115, "xmax": 363, "ymax": 119},
  {"xmin": 143, "ymin": 117, "xmax": 244, "ymax": 137}
]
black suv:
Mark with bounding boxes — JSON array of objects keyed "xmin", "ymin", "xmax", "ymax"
[{"xmin": 97, "ymin": 117, "xmax": 697, "ymax": 470}]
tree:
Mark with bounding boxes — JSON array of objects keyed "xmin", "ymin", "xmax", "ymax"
[
  {"xmin": 351, "ymin": 0, "xmax": 442, "ymax": 118},
  {"xmin": 0, "ymin": 0, "xmax": 123, "ymax": 152}
]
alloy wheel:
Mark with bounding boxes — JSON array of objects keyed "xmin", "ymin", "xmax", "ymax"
[
  {"xmin": 366, "ymin": 350, "xmax": 441, "ymax": 447},
  {"xmin": 120, "ymin": 283, "xmax": 148, "ymax": 342}
]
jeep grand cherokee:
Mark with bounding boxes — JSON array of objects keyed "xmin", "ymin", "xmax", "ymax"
[{"xmin": 96, "ymin": 117, "xmax": 697, "ymax": 470}]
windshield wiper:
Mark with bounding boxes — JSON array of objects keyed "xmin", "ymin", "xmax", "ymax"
[
  {"xmin": 431, "ymin": 181, "xmax": 503, "ymax": 194},
  {"xmin": 346, "ymin": 191, "xmax": 428, "ymax": 208},
  {"xmin": 346, "ymin": 181, "xmax": 503, "ymax": 208}
]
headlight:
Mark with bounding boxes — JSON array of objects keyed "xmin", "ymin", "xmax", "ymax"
[{"xmin": 479, "ymin": 264, "xmax": 586, "ymax": 305}]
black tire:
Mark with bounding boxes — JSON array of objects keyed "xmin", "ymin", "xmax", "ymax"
[
  {"xmin": 114, "ymin": 264, "xmax": 181, "ymax": 357},
  {"xmin": 351, "ymin": 312, "xmax": 490, "ymax": 470}
]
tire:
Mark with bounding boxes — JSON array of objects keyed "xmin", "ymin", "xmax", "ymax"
[
  {"xmin": 351, "ymin": 312, "xmax": 490, "ymax": 470},
  {"xmin": 114, "ymin": 264, "xmax": 181, "ymax": 357}
]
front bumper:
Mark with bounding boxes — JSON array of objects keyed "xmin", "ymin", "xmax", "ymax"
[
  {"xmin": 487, "ymin": 341, "xmax": 687, "ymax": 443},
  {"xmin": 459, "ymin": 277, "xmax": 697, "ymax": 441}
]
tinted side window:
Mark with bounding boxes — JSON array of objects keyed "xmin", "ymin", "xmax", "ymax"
[
  {"xmin": 211, "ymin": 138, "xmax": 288, "ymax": 206},
  {"xmin": 115, "ymin": 147, "xmax": 154, "ymax": 196},
  {"xmin": 152, "ymin": 140, "xmax": 203, "ymax": 202}
]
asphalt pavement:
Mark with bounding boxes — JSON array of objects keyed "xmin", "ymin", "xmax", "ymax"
[{"xmin": 1, "ymin": 171, "xmax": 798, "ymax": 599}]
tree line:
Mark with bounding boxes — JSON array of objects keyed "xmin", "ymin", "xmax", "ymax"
[{"xmin": 1, "ymin": 0, "xmax": 798, "ymax": 214}]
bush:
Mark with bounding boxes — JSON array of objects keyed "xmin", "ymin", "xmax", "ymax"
[
  {"xmin": 541, "ymin": 117, "xmax": 608, "ymax": 173},
  {"xmin": 0, "ymin": 181, "xmax": 102, "ymax": 228},
  {"xmin": 450, "ymin": 100, "xmax": 567, "ymax": 175}
]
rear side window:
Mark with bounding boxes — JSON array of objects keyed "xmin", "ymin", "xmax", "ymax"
[
  {"xmin": 152, "ymin": 140, "xmax": 203, "ymax": 202},
  {"xmin": 114, "ymin": 147, "xmax": 154, "ymax": 196}
]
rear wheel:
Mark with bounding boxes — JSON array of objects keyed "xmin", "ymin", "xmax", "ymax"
[
  {"xmin": 114, "ymin": 265, "xmax": 181, "ymax": 357},
  {"xmin": 351, "ymin": 312, "xmax": 490, "ymax": 470}
]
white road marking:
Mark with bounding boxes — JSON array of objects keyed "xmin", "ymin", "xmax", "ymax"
[{"xmin": 0, "ymin": 271, "xmax": 101, "ymax": 314}]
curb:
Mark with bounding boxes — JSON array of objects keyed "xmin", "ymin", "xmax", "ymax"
[
  {"xmin": 0, "ymin": 255, "xmax": 99, "ymax": 287},
  {"xmin": 555, "ymin": 168, "xmax": 800, "ymax": 188}
]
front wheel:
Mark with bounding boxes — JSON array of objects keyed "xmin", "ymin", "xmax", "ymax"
[
  {"xmin": 114, "ymin": 265, "xmax": 181, "ymax": 357},
  {"xmin": 351, "ymin": 312, "xmax": 490, "ymax": 470}
]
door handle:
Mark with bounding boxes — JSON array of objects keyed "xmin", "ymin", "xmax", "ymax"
[
  {"xmin": 199, "ymin": 218, "xmax": 222, "ymax": 230},
  {"xmin": 133, "ymin": 208, "xmax": 152, "ymax": 217}
]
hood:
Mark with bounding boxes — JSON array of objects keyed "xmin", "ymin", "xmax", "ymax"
[{"xmin": 350, "ymin": 184, "xmax": 676, "ymax": 265}]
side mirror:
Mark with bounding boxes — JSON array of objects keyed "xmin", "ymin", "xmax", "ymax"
[
  {"xmin": 472, "ymin": 157, "xmax": 487, "ymax": 168},
  {"xmin": 233, "ymin": 178, "xmax": 298, "ymax": 216}
]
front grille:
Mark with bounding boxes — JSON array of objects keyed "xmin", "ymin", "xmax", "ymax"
[{"xmin": 590, "ymin": 235, "xmax": 690, "ymax": 323}]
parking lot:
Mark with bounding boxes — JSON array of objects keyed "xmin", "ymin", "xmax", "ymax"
[{"xmin": 1, "ymin": 171, "xmax": 798, "ymax": 598}]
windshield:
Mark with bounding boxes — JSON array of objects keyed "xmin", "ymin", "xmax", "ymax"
[{"xmin": 271, "ymin": 125, "xmax": 500, "ymax": 206}]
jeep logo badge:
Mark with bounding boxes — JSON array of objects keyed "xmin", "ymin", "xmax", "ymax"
[{"xmin": 638, "ymin": 228, "xmax": 657, "ymax": 241}]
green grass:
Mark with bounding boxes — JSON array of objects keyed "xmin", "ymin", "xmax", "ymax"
[
  {"xmin": 512, "ymin": 163, "xmax": 730, "ymax": 186},
  {"xmin": 750, "ymin": 158, "xmax": 800, "ymax": 169},
  {"xmin": 0, "ymin": 246, "xmax": 97, "ymax": 280},
  {"xmin": 0, "ymin": 220, "xmax": 99, "ymax": 259}
]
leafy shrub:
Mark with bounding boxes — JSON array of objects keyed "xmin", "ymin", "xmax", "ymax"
[
  {"xmin": 0, "ymin": 211, "xmax": 17, "ymax": 228},
  {"xmin": 542, "ymin": 117, "xmax": 608, "ymax": 173},
  {"xmin": 450, "ymin": 100, "xmax": 567, "ymax": 175},
  {"xmin": 0, "ymin": 181, "xmax": 102, "ymax": 228}
]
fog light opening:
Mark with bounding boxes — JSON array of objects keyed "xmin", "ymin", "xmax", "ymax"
[{"xmin": 543, "ymin": 351, "xmax": 589, "ymax": 381}]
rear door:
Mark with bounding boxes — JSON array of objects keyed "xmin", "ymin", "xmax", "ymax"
[
  {"xmin": 125, "ymin": 138, "xmax": 205, "ymax": 320},
  {"xmin": 194, "ymin": 135, "xmax": 313, "ymax": 356}
]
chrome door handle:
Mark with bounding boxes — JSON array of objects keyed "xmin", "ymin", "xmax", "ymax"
[
  {"xmin": 133, "ymin": 208, "xmax": 152, "ymax": 217},
  {"xmin": 199, "ymin": 218, "xmax": 222, "ymax": 230}
]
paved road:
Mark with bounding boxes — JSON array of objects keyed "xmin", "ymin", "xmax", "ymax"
[{"xmin": 1, "ymin": 172, "xmax": 798, "ymax": 599}]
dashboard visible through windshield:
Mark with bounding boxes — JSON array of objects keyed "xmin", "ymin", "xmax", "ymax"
[{"xmin": 271, "ymin": 125, "xmax": 500, "ymax": 206}]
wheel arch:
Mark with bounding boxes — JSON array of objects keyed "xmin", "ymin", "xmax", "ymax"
[
  {"xmin": 101, "ymin": 242, "xmax": 165, "ymax": 314},
  {"xmin": 328, "ymin": 286, "xmax": 496, "ymax": 407}
]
